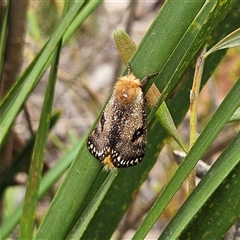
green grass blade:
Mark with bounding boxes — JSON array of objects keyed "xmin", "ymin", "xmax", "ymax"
[
  {"xmin": 155, "ymin": 101, "xmax": 188, "ymax": 152},
  {"xmin": 0, "ymin": 1, "xmax": 85, "ymax": 146},
  {"xmin": 113, "ymin": 28, "xmax": 187, "ymax": 152},
  {"xmin": 0, "ymin": 138, "xmax": 81, "ymax": 239},
  {"xmin": 160, "ymin": 131, "xmax": 240, "ymax": 239},
  {"xmin": 19, "ymin": 29, "xmax": 62, "ymax": 239},
  {"xmin": 67, "ymin": 171, "xmax": 118, "ymax": 240},
  {"xmin": 63, "ymin": 0, "xmax": 103, "ymax": 44},
  {"xmin": 34, "ymin": 128, "xmax": 103, "ymax": 239},
  {"xmin": 204, "ymin": 27, "xmax": 240, "ymax": 58},
  {"xmin": 0, "ymin": 112, "xmax": 60, "ymax": 196},
  {"xmin": 229, "ymin": 108, "xmax": 240, "ymax": 122},
  {"xmin": 133, "ymin": 78, "xmax": 240, "ymax": 239},
  {"xmin": 0, "ymin": 1, "xmax": 9, "ymax": 78},
  {"xmin": 147, "ymin": 1, "xmax": 231, "ymax": 122}
]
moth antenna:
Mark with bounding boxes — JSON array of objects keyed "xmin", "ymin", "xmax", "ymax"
[{"xmin": 141, "ymin": 72, "xmax": 159, "ymax": 86}]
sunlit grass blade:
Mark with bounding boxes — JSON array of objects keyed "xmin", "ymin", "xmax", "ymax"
[
  {"xmin": 229, "ymin": 108, "xmax": 240, "ymax": 123},
  {"xmin": 204, "ymin": 28, "xmax": 240, "ymax": 58}
]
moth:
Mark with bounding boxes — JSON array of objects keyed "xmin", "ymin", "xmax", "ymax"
[{"xmin": 87, "ymin": 66, "xmax": 158, "ymax": 170}]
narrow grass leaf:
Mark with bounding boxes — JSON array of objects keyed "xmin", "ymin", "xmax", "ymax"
[{"xmin": 204, "ymin": 28, "xmax": 240, "ymax": 58}]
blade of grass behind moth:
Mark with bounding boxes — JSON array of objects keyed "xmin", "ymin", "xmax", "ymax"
[
  {"xmin": 114, "ymin": 29, "xmax": 187, "ymax": 152},
  {"xmin": 146, "ymin": 84, "xmax": 187, "ymax": 152},
  {"xmin": 34, "ymin": 134, "xmax": 102, "ymax": 239},
  {"xmin": 132, "ymin": 78, "xmax": 240, "ymax": 239},
  {"xmin": 146, "ymin": 1, "xmax": 234, "ymax": 123}
]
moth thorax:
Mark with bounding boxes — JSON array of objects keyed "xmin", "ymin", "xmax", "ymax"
[{"xmin": 115, "ymin": 75, "xmax": 142, "ymax": 104}]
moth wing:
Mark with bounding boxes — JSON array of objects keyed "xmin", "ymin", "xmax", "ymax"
[
  {"xmin": 87, "ymin": 94, "xmax": 117, "ymax": 161},
  {"xmin": 112, "ymin": 93, "xmax": 147, "ymax": 167}
]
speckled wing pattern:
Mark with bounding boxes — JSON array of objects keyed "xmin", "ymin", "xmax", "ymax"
[{"xmin": 87, "ymin": 90, "xmax": 147, "ymax": 169}]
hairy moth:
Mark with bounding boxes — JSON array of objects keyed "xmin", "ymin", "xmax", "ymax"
[{"xmin": 87, "ymin": 66, "xmax": 158, "ymax": 170}]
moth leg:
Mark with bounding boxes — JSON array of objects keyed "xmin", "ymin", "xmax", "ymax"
[{"xmin": 141, "ymin": 72, "xmax": 159, "ymax": 86}]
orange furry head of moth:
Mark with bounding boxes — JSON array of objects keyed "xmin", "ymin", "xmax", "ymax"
[{"xmin": 114, "ymin": 73, "xmax": 142, "ymax": 104}]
